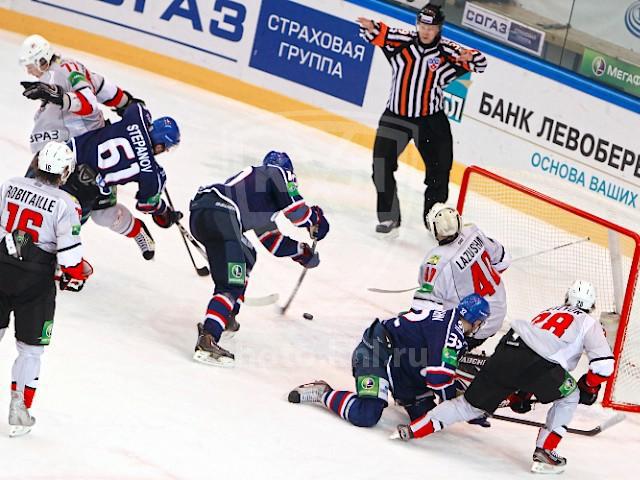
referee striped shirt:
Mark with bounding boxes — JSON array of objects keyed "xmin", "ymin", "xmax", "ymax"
[{"xmin": 360, "ymin": 22, "xmax": 487, "ymax": 118}]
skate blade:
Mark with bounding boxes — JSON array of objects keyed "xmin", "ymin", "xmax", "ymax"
[
  {"xmin": 9, "ymin": 425, "xmax": 33, "ymax": 437},
  {"xmin": 531, "ymin": 461, "xmax": 565, "ymax": 474},
  {"xmin": 376, "ymin": 229, "xmax": 399, "ymax": 240},
  {"xmin": 193, "ymin": 350, "xmax": 235, "ymax": 367}
]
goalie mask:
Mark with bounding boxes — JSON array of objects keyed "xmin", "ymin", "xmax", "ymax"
[
  {"xmin": 565, "ymin": 280, "xmax": 596, "ymax": 312},
  {"xmin": 38, "ymin": 141, "xmax": 76, "ymax": 184},
  {"xmin": 426, "ymin": 203, "xmax": 461, "ymax": 244}
]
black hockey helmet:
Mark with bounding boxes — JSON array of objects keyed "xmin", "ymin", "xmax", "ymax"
[{"xmin": 417, "ymin": 4, "xmax": 445, "ymax": 26}]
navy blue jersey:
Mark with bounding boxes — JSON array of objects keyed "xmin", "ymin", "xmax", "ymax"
[
  {"xmin": 68, "ymin": 103, "xmax": 166, "ymax": 208},
  {"xmin": 193, "ymin": 165, "xmax": 308, "ymax": 233},
  {"xmin": 383, "ymin": 308, "xmax": 466, "ymax": 400}
]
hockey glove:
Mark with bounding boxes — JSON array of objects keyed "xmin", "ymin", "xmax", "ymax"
[
  {"xmin": 114, "ymin": 90, "xmax": 146, "ymax": 117},
  {"xmin": 292, "ymin": 243, "xmax": 319, "ymax": 269},
  {"xmin": 21, "ymin": 81, "xmax": 64, "ymax": 106},
  {"xmin": 58, "ymin": 259, "xmax": 93, "ymax": 292},
  {"xmin": 392, "ymin": 424, "xmax": 414, "ymax": 441},
  {"xmin": 507, "ymin": 390, "xmax": 534, "ymax": 414},
  {"xmin": 152, "ymin": 206, "xmax": 183, "ymax": 229},
  {"xmin": 307, "ymin": 205, "xmax": 329, "ymax": 241},
  {"xmin": 577, "ymin": 373, "xmax": 600, "ymax": 406}
]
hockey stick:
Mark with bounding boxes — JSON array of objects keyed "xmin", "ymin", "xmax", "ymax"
[
  {"xmin": 509, "ymin": 237, "xmax": 591, "ymax": 263},
  {"xmin": 279, "ymin": 239, "xmax": 318, "ymax": 315},
  {"xmin": 244, "ymin": 293, "xmax": 280, "ymax": 307},
  {"xmin": 491, "ymin": 412, "xmax": 625, "ymax": 437},
  {"xmin": 163, "ymin": 188, "xmax": 209, "ymax": 277},
  {"xmin": 367, "ymin": 237, "xmax": 592, "ymax": 294}
]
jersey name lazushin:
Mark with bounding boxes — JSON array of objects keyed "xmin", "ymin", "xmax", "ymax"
[
  {"xmin": 454, "ymin": 235, "xmax": 484, "ymax": 270},
  {"xmin": 126, "ymin": 124, "xmax": 153, "ymax": 173},
  {"xmin": 6, "ymin": 186, "xmax": 57, "ymax": 213}
]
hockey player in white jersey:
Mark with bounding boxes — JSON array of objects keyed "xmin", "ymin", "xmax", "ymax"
[
  {"xmin": 0, "ymin": 142, "xmax": 93, "ymax": 437},
  {"xmin": 19, "ymin": 34, "xmax": 154, "ymax": 260},
  {"xmin": 391, "ymin": 280, "xmax": 614, "ymax": 474},
  {"xmin": 416, "ymin": 203, "xmax": 510, "ymax": 350}
]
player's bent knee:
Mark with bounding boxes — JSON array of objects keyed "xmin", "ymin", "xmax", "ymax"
[{"xmin": 349, "ymin": 397, "xmax": 387, "ymax": 427}]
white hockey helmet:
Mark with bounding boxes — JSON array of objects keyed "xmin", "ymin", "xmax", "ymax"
[
  {"xmin": 19, "ymin": 34, "xmax": 54, "ymax": 68},
  {"xmin": 38, "ymin": 141, "xmax": 76, "ymax": 183},
  {"xmin": 426, "ymin": 203, "xmax": 461, "ymax": 244},
  {"xmin": 565, "ymin": 280, "xmax": 596, "ymax": 312}
]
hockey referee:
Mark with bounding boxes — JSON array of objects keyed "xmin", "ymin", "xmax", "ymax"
[{"xmin": 357, "ymin": 4, "xmax": 487, "ymax": 234}]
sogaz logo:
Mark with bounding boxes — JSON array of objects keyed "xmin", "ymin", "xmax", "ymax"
[
  {"xmin": 591, "ymin": 56, "xmax": 607, "ymax": 77},
  {"xmin": 625, "ymin": 1, "xmax": 640, "ymax": 39}
]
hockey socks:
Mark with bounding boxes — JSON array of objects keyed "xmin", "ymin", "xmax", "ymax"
[
  {"xmin": 203, "ymin": 294, "xmax": 234, "ymax": 342},
  {"xmin": 322, "ymin": 391, "xmax": 386, "ymax": 428}
]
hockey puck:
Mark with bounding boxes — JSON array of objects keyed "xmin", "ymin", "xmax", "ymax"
[{"xmin": 303, "ymin": 313, "xmax": 314, "ymax": 320}]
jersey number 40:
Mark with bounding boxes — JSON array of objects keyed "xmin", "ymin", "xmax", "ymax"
[{"xmin": 471, "ymin": 251, "xmax": 501, "ymax": 297}]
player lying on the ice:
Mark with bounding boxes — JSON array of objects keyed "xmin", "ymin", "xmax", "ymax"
[
  {"xmin": 390, "ymin": 280, "xmax": 614, "ymax": 475},
  {"xmin": 288, "ymin": 294, "xmax": 489, "ymax": 427}
]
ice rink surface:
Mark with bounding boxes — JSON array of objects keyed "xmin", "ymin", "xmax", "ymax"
[{"xmin": 0, "ymin": 30, "xmax": 638, "ymax": 479}]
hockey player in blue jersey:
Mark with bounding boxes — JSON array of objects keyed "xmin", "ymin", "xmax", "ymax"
[
  {"xmin": 65, "ymin": 103, "xmax": 181, "ymax": 260},
  {"xmin": 288, "ymin": 294, "xmax": 489, "ymax": 428},
  {"xmin": 190, "ymin": 151, "xmax": 330, "ymax": 366}
]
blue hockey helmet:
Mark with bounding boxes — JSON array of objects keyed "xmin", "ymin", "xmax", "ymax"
[
  {"xmin": 150, "ymin": 116, "xmax": 180, "ymax": 150},
  {"xmin": 263, "ymin": 151, "xmax": 293, "ymax": 172},
  {"xmin": 456, "ymin": 294, "xmax": 490, "ymax": 324}
]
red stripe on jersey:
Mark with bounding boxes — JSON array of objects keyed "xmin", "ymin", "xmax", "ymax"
[
  {"xmin": 399, "ymin": 49, "xmax": 414, "ymax": 116},
  {"xmin": 74, "ymin": 91, "xmax": 94, "ymax": 115},
  {"xmin": 421, "ymin": 61, "xmax": 436, "ymax": 116},
  {"xmin": 372, "ymin": 23, "xmax": 389, "ymax": 47},
  {"xmin": 104, "ymin": 87, "xmax": 125, "ymax": 107}
]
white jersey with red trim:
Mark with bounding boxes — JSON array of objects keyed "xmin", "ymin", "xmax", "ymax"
[
  {"xmin": 30, "ymin": 57, "xmax": 106, "ymax": 153},
  {"xmin": 413, "ymin": 224, "xmax": 511, "ymax": 339},
  {"xmin": 512, "ymin": 305, "xmax": 614, "ymax": 374},
  {"xmin": 0, "ymin": 176, "xmax": 83, "ymax": 268}
]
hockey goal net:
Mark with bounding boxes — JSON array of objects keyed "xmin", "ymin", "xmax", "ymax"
[{"xmin": 457, "ymin": 166, "xmax": 640, "ymax": 412}]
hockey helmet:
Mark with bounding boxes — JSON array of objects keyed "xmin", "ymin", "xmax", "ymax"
[
  {"xmin": 19, "ymin": 34, "xmax": 55, "ymax": 68},
  {"xmin": 565, "ymin": 280, "xmax": 596, "ymax": 312},
  {"xmin": 38, "ymin": 141, "xmax": 76, "ymax": 183},
  {"xmin": 426, "ymin": 203, "xmax": 461, "ymax": 244},
  {"xmin": 150, "ymin": 117, "xmax": 180, "ymax": 150},
  {"xmin": 417, "ymin": 4, "xmax": 445, "ymax": 26},
  {"xmin": 456, "ymin": 293, "xmax": 490, "ymax": 325},
  {"xmin": 263, "ymin": 151, "xmax": 293, "ymax": 172}
]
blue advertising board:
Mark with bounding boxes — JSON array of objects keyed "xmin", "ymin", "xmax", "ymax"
[{"xmin": 250, "ymin": 0, "xmax": 375, "ymax": 106}]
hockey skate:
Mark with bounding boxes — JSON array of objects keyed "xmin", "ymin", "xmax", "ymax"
[
  {"xmin": 531, "ymin": 447, "xmax": 567, "ymax": 474},
  {"xmin": 288, "ymin": 380, "xmax": 332, "ymax": 404},
  {"xmin": 193, "ymin": 323, "xmax": 235, "ymax": 367},
  {"xmin": 375, "ymin": 220, "xmax": 400, "ymax": 236},
  {"xmin": 8, "ymin": 391, "xmax": 35, "ymax": 438},
  {"xmin": 133, "ymin": 220, "xmax": 155, "ymax": 260}
]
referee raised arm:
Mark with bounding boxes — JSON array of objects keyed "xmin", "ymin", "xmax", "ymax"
[{"xmin": 357, "ymin": 4, "xmax": 487, "ymax": 234}]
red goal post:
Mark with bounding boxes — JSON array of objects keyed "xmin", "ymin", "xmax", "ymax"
[{"xmin": 456, "ymin": 165, "xmax": 640, "ymax": 412}]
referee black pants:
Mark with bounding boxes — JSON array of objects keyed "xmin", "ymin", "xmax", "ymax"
[{"xmin": 372, "ymin": 109, "xmax": 453, "ymax": 227}]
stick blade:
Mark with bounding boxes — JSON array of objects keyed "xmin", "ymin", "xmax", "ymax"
[{"xmin": 244, "ymin": 294, "xmax": 279, "ymax": 307}]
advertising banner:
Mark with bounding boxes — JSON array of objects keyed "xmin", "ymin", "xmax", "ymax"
[
  {"xmin": 250, "ymin": 0, "xmax": 375, "ymax": 106},
  {"xmin": 462, "ymin": 2, "xmax": 545, "ymax": 56},
  {"xmin": 580, "ymin": 48, "xmax": 640, "ymax": 98}
]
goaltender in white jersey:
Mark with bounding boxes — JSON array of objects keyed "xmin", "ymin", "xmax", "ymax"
[{"xmin": 415, "ymin": 204, "xmax": 510, "ymax": 345}]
